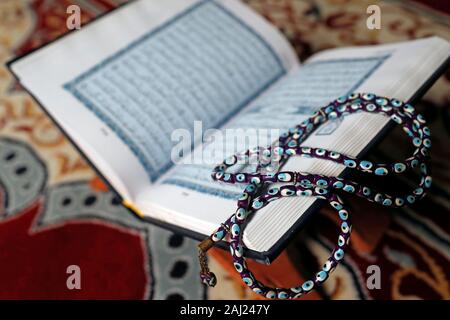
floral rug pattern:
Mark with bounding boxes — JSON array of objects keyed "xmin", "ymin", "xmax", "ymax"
[{"xmin": 0, "ymin": 0, "xmax": 448, "ymax": 299}]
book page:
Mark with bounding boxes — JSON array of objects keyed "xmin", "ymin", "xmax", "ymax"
[
  {"xmin": 140, "ymin": 37, "xmax": 450, "ymax": 253},
  {"xmin": 10, "ymin": 0, "xmax": 298, "ymax": 202},
  {"xmin": 163, "ymin": 55, "xmax": 388, "ymax": 198}
]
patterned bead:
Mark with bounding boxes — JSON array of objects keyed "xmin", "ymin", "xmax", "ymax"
[{"xmin": 201, "ymin": 93, "xmax": 431, "ymax": 300}]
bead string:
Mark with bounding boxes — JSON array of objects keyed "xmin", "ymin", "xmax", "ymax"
[{"xmin": 197, "ymin": 93, "xmax": 431, "ymax": 299}]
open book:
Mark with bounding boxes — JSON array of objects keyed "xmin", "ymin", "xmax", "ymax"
[{"xmin": 9, "ymin": 0, "xmax": 450, "ymax": 263}]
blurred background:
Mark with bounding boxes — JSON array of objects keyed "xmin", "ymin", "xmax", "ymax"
[{"xmin": 0, "ymin": 0, "xmax": 448, "ymax": 299}]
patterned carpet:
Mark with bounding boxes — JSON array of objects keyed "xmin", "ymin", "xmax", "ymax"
[{"xmin": 0, "ymin": 0, "xmax": 449, "ymax": 299}]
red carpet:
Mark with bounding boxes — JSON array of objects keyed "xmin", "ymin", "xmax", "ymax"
[{"xmin": 0, "ymin": 199, "xmax": 148, "ymax": 299}]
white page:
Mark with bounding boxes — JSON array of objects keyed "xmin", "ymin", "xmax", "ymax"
[
  {"xmin": 10, "ymin": 0, "xmax": 298, "ymax": 203},
  {"xmin": 139, "ymin": 37, "xmax": 450, "ymax": 253}
]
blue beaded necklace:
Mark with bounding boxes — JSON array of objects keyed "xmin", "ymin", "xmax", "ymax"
[{"xmin": 198, "ymin": 93, "xmax": 431, "ymax": 299}]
